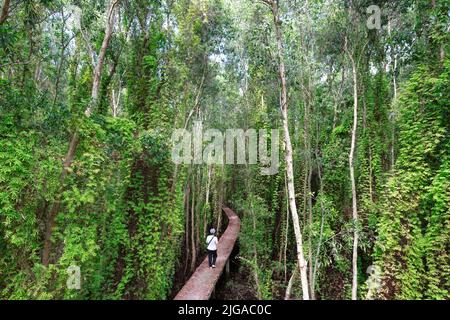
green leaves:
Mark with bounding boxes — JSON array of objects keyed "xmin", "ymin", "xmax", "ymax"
[{"xmin": 373, "ymin": 60, "xmax": 450, "ymax": 300}]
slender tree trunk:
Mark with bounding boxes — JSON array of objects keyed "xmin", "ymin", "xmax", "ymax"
[
  {"xmin": 184, "ymin": 183, "xmax": 191, "ymax": 276},
  {"xmin": 307, "ymin": 155, "xmax": 314, "ymax": 299},
  {"xmin": 269, "ymin": 0, "xmax": 310, "ymax": 300},
  {"xmin": 42, "ymin": 0, "xmax": 119, "ymax": 266},
  {"xmin": 347, "ymin": 46, "xmax": 359, "ymax": 301},
  {"xmin": 283, "ymin": 174, "xmax": 289, "ymax": 283},
  {"xmin": 250, "ymin": 201, "xmax": 262, "ymax": 300},
  {"xmin": 0, "ymin": 0, "xmax": 10, "ymax": 25},
  {"xmin": 204, "ymin": 166, "xmax": 212, "ymax": 236},
  {"xmin": 312, "ymin": 143, "xmax": 325, "ymax": 295},
  {"xmin": 52, "ymin": 8, "xmax": 72, "ymax": 109},
  {"xmin": 306, "ymin": 62, "xmax": 315, "ymax": 298},
  {"xmin": 390, "ymin": 20, "xmax": 397, "ymax": 170},
  {"xmin": 391, "ymin": 54, "xmax": 397, "ymax": 169},
  {"xmin": 368, "ymin": 145, "xmax": 374, "ymax": 202},
  {"xmin": 85, "ymin": 0, "xmax": 120, "ymax": 116},
  {"xmin": 34, "ymin": 59, "xmax": 41, "ymax": 84},
  {"xmin": 216, "ymin": 164, "xmax": 224, "ymax": 234},
  {"xmin": 242, "ymin": 158, "xmax": 262, "ymax": 299},
  {"xmin": 431, "ymin": 0, "xmax": 445, "ymax": 62},
  {"xmin": 332, "ymin": 69, "xmax": 346, "ymax": 130},
  {"xmin": 285, "ymin": 264, "xmax": 298, "ymax": 300},
  {"xmin": 304, "ymin": 96, "xmax": 314, "ymax": 299},
  {"xmin": 392, "ymin": 54, "xmax": 398, "ymax": 100},
  {"xmin": 190, "ymin": 173, "xmax": 197, "ymax": 272},
  {"xmin": 112, "ymin": 88, "xmax": 122, "ymax": 117},
  {"xmin": 195, "ymin": 169, "xmax": 202, "ymax": 248},
  {"xmin": 170, "ymin": 70, "xmax": 206, "ymax": 193},
  {"xmin": 302, "ymin": 166, "xmax": 308, "ymax": 225},
  {"xmin": 42, "ymin": 133, "xmax": 79, "ymax": 265}
]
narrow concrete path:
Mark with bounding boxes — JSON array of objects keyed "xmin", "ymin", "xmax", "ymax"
[{"xmin": 174, "ymin": 207, "xmax": 241, "ymax": 300}]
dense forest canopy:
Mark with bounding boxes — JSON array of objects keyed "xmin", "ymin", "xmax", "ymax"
[{"xmin": 0, "ymin": 0, "xmax": 448, "ymax": 300}]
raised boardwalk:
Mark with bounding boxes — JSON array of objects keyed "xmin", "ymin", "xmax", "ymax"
[{"xmin": 174, "ymin": 207, "xmax": 241, "ymax": 300}]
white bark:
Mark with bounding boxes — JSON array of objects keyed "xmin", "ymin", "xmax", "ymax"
[
  {"xmin": 269, "ymin": 0, "xmax": 310, "ymax": 300},
  {"xmin": 203, "ymin": 166, "xmax": 212, "ymax": 236},
  {"xmin": 285, "ymin": 265, "xmax": 298, "ymax": 300},
  {"xmin": 347, "ymin": 44, "xmax": 359, "ymax": 301},
  {"xmin": 112, "ymin": 88, "xmax": 121, "ymax": 117},
  {"xmin": 312, "ymin": 144, "xmax": 326, "ymax": 295},
  {"xmin": 391, "ymin": 53, "xmax": 397, "ymax": 169},
  {"xmin": 283, "ymin": 173, "xmax": 289, "ymax": 282},
  {"xmin": 85, "ymin": 0, "xmax": 120, "ymax": 116}
]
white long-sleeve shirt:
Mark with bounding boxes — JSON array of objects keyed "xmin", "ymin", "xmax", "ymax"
[{"xmin": 206, "ymin": 235, "xmax": 218, "ymax": 251}]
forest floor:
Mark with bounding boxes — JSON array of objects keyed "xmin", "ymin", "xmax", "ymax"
[
  {"xmin": 214, "ymin": 268, "xmax": 255, "ymax": 300},
  {"xmin": 214, "ymin": 241, "xmax": 256, "ymax": 300}
]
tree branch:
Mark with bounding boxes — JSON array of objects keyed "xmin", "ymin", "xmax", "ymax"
[
  {"xmin": 0, "ymin": 0, "xmax": 11, "ymax": 25},
  {"xmin": 259, "ymin": 0, "xmax": 273, "ymax": 6},
  {"xmin": 85, "ymin": 0, "xmax": 120, "ymax": 116}
]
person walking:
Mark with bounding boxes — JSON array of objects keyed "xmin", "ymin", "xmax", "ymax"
[{"xmin": 206, "ymin": 228, "xmax": 218, "ymax": 269}]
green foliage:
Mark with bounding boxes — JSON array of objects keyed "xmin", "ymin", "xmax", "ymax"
[
  {"xmin": 374, "ymin": 61, "xmax": 449, "ymax": 300},
  {"xmin": 233, "ymin": 193, "xmax": 275, "ymax": 299},
  {"xmin": 1, "ymin": 0, "xmax": 448, "ymax": 301}
]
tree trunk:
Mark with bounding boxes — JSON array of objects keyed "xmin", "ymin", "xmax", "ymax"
[
  {"xmin": 250, "ymin": 201, "xmax": 262, "ymax": 300},
  {"xmin": 431, "ymin": 0, "xmax": 445, "ymax": 62},
  {"xmin": 204, "ymin": 166, "xmax": 212, "ymax": 237},
  {"xmin": 270, "ymin": 0, "xmax": 310, "ymax": 300},
  {"xmin": 85, "ymin": 0, "xmax": 120, "ymax": 116},
  {"xmin": 42, "ymin": 0, "xmax": 119, "ymax": 266},
  {"xmin": 190, "ymin": 169, "xmax": 197, "ymax": 272},
  {"xmin": 283, "ymin": 173, "xmax": 289, "ymax": 282},
  {"xmin": 183, "ymin": 183, "xmax": 191, "ymax": 276},
  {"xmin": 52, "ymin": 7, "xmax": 72, "ymax": 109},
  {"xmin": 0, "ymin": 0, "xmax": 10, "ymax": 25},
  {"xmin": 216, "ymin": 164, "xmax": 224, "ymax": 233},
  {"xmin": 391, "ymin": 50, "xmax": 398, "ymax": 169},
  {"xmin": 195, "ymin": 169, "xmax": 202, "ymax": 251},
  {"xmin": 348, "ymin": 47, "xmax": 359, "ymax": 301},
  {"xmin": 170, "ymin": 70, "xmax": 206, "ymax": 193},
  {"xmin": 389, "ymin": 20, "xmax": 397, "ymax": 169},
  {"xmin": 42, "ymin": 133, "xmax": 79, "ymax": 265},
  {"xmin": 304, "ymin": 93, "xmax": 314, "ymax": 299},
  {"xmin": 312, "ymin": 142, "xmax": 326, "ymax": 296},
  {"xmin": 284, "ymin": 265, "xmax": 298, "ymax": 300}
]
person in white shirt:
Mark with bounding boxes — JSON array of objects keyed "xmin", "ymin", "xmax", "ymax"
[{"xmin": 206, "ymin": 228, "xmax": 218, "ymax": 268}]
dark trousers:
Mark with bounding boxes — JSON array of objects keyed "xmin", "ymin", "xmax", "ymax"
[{"xmin": 208, "ymin": 250, "xmax": 217, "ymax": 267}]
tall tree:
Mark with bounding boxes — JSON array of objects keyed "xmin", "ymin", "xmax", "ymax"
[
  {"xmin": 262, "ymin": 0, "xmax": 310, "ymax": 300},
  {"xmin": 345, "ymin": 35, "xmax": 359, "ymax": 300},
  {"xmin": 42, "ymin": 0, "xmax": 120, "ymax": 266}
]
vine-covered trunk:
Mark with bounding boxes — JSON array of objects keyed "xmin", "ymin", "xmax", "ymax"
[
  {"xmin": 41, "ymin": 0, "xmax": 119, "ymax": 266},
  {"xmin": 270, "ymin": 0, "xmax": 310, "ymax": 300}
]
